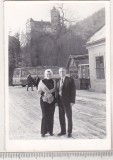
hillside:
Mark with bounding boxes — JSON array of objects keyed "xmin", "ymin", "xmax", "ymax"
[
  {"xmin": 19, "ymin": 8, "xmax": 105, "ymax": 68},
  {"xmin": 70, "ymin": 8, "xmax": 105, "ymax": 40}
]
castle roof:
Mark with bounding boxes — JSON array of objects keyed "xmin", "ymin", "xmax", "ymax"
[
  {"xmin": 34, "ymin": 20, "xmax": 51, "ymax": 26},
  {"xmin": 51, "ymin": 6, "xmax": 60, "ymax": 15},
  {"xmin": 26, "ymin": 18, "xmax": 51, "ymax": 26},
  {"xmin": 29, "ymin": 18, "xmax": 34, "ymax": 22}
]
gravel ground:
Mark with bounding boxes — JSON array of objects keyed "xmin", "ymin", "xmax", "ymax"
[{"xmin": 9, "ymin": 86, "xmax": 106, "ymax": 140}]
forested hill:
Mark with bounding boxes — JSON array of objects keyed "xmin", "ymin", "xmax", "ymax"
[
  {"xmin": 70, "ymin": 8, "xmax": 105, "ymax": 40},
  {"xmin": 8, "ymin": 7, "xmax": 106, "ymax": 85},
  {"xmin": 15, "ymin": 8, "xmax": 105, "ymax": 69}
]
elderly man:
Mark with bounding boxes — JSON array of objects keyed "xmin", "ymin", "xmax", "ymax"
[{"xmin": 57, "ymin": 68, "xmax": 76, "ymax": 137}]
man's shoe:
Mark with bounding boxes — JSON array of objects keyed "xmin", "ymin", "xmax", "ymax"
[
  {"xmin": 41, "ymin": 134, "xmax": 45, "ymax": 137},
  {"xmin": 68, "ymin": 133, "xmax": 72, "ymax": 138},
  {"xmin": 57, "ymin": 132, "xmax": 66, "ymax": 136}
]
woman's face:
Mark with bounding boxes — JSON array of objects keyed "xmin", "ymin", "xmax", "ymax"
[{"xmin": 45, "ymin": 71, "xmax": 52, "ymax": 79}]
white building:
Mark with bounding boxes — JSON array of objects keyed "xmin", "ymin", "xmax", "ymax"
[{"xmin": 86, "ymin": 26, "xmax": 106, "ymax": 93}]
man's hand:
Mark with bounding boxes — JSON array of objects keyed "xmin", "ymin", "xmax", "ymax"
[{"xmin": 70, "ymin": 103, "xmax": 74, "ymax": 107}]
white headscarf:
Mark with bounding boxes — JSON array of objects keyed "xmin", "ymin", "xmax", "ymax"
[{"xmin": 44, "ymin": 69, "xmax": 53, "ymax": 79}]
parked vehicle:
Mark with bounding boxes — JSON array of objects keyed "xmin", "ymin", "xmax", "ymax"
[{"xmin": 12, "ymin": 66, "xmax": 61, "ymax": 87}]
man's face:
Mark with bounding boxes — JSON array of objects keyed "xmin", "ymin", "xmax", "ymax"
[{"xmin": 59, "ymin": 68, "xmax": 66, "ymax": 77}]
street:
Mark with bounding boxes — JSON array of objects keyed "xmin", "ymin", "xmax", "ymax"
[{"xmin": 9, "ymin": 86, "xmax": 106, "ymax": 139}]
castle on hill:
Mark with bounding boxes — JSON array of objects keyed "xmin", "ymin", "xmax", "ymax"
[{"xmin": 26, "ymin": 7, "xmax": 61, "ymax": 37}]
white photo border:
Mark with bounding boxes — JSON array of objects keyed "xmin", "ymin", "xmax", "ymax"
[{"xmin": 4, "ymin": 1, "xmax": 111, "ymax": 151}]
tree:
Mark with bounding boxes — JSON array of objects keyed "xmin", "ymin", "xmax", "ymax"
[
  {"xmin": 51, "ymin": 3, "xmax": 81, "ymax": 66},
  {"xmin": 17, "ymin": 6, "xmax": 104, "ymax": 68},
  {"xmin": 56, "ymin": 3, "xmax": 78, "ymax": 28},
  {"xmin": 69, "ymin": 8, "xmax": 105, "ymax": 40},
  {"xmin": 8, "ymin": 36, "xmax": 20, "ymax": 85},
  {"xmin": 28, "ymin": 33, "xmax": 57, "ymax": 66},
  {"xmin": 56, "ymin": 29, "xmax": 88, "ymax": 67}
]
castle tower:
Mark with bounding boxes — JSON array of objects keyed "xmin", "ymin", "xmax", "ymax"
[
  {"xmin": 25, "ymin": 18, "xmax": 35, "ymax": 44},
  {"xmin": 51, "ymin": 7, "xmax": 60, "ymax": 33},
  {"xmin": 26, "ymin": 18, "xmax": 34, "ymax": 34}
]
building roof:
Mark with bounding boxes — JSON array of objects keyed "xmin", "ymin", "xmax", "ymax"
[
  {"xmin": 66, "ymin": 54, "xmax": 88, "ymax": 69},
  {"xmin": 86, "ymin": 26, "xmax": 105, "ymax": 46},
  {"xmin": 30, "ymin": 18, "xmax": 34, "ymax": 22},
  {"xmin": 69, "ymin": 54, "xmax": 88, "ymax": 59},
  {"xmin": 34, "ymin": 20, "xmax": 51, "ymax": 26},
  {"xmin": 26, "ymin": 18, "xmax": 51, "ymax": 26},
  {"xmin": 51, "ymin": 6, "xmax": 60, "ymax": 14}
]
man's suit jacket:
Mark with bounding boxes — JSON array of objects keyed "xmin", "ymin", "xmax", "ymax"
[{"xmin": 57, "ymin": 76, "xmax": 76, "ymax": 105}]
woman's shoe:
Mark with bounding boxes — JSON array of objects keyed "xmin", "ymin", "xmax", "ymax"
[{"xmin": 50, "ymin": 133, "xmax": 54, "ymax": 136}]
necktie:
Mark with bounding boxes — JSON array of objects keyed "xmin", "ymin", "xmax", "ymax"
[{"xmin": 59, "ymin": 78, "xmax": 64, "ymax": 96}]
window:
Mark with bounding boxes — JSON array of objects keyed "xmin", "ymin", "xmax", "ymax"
[
  {"xmin": 13, "ymin": 69, "xmax": 20, "ymax": 78},
  {"xmin": 96, "ymin": 56, "xmax": 105, "ymax": 79},
  {"xmin": 81, "ymin": 65, "xmax": 90, "ymax": 79},
  {"xmin": 70, "ymin": 70, "xmax": 78, "ymax": 79},
  {"xmin": 21, "ymin": 69, "xmax": 27, "ymax": 78}
]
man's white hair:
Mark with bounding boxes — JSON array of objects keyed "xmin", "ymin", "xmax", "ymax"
[{"xmin": 59, "ymin": 67, "xmax": 66, "ymax": 72}]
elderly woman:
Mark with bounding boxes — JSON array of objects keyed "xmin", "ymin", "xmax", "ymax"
[{"xmin": 38, "ymin": 69, "xmax": 56, "ymax": 137}]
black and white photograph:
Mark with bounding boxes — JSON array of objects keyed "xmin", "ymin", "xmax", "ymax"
[{"xmin": 4, "ymin": 1, "xmax": 111, "ymax": 151}]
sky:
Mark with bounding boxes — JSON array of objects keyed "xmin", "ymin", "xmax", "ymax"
[{"xmin": 4, "ymin": 1, "xmax": 105, "ymax": 35}]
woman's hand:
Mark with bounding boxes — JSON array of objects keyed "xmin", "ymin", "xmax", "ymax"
[
  {"xmin": 43, "ymin": 96, "xmax": 48, "ymax": 102},
  {"xmin": 45, "ymin": 88, "xmax": 55, "ymax": 94},
  {"xmin": 44, "ymin": 93, "xmax": 47, "ymax": 97}
]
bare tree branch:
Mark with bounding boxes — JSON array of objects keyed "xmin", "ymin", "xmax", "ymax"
[{"xmin": 55, "ymin": 3, "xmax": 79, "ymax": 26}]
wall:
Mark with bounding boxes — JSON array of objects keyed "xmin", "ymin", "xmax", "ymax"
[{"xmin": 88, "ymin": 42, "xmax": 106, "ymax": 92}]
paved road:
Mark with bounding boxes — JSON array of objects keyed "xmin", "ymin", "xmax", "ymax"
[{"xmin": 9, "ymin": 86, "xmax": 106, "ymax": 140}]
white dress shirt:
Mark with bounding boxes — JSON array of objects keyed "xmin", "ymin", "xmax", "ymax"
[{"xmin": 60, "ymin": 76, "xmax": 65, "ymax": 87}]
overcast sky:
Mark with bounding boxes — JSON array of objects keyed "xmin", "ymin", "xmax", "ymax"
[{"xmin": 4, "ymin": 1, "xmax": 105, "ymax": 35}]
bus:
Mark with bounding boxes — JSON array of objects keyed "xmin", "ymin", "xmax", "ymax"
[{"xmin": 12, "ymin": 66, "xmax": 61, "ymax": 87}]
